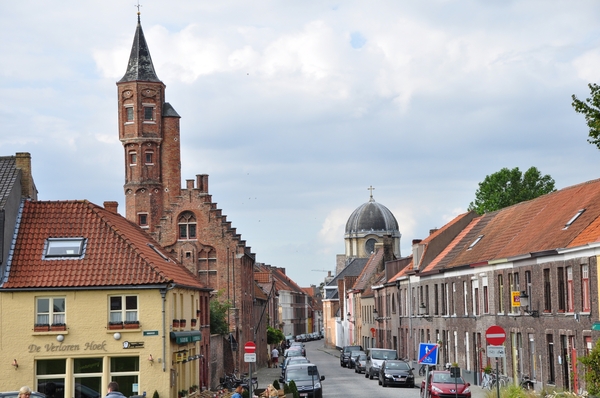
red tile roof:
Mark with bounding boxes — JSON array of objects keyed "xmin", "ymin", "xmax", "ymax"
[{"xmin": 2, "ymin": 200, "xmax": 207, "ymax": 290}]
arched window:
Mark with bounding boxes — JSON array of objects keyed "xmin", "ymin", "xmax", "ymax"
[{"xmin": 178, "ymin": 212, "xmax": 197, "ymax": 240}]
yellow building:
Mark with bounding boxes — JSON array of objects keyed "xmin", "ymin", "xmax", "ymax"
[{"xmin": 0, "ymin": 200, "xmax": 211, "ymax": 398}]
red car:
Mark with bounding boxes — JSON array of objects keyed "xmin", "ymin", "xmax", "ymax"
[{"xmin": 420, "ymin": 370, "xmax": 471, "ymax": 398}]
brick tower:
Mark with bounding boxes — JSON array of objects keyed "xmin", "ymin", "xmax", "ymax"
[{"xmin": 116, "ymin": 13, "xmax": 182, "ymax": 234}]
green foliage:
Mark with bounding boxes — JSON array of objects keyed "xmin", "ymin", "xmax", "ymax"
[
  {"xmin": 210, "ymin": 290, "xmax": 232, "ymax": 335},
  {"xmin": 288, "ymin": 380, "xmax": 299, "ymax": 398},
  {"xmin": 241, "ymin": 389, "xmax": 249, "ymax": 398},
  {"xmin": 468, "ymin": 167, "xmax": 555, "ymax": 214},
  {"xmin": 152, "ymin": 390, "xmax": 159, "ymax": 398},
  {"xmin": 483, "ymin": 384, "xmax": 537, "ymax": 398},
  {"xmin": 272, "ymin": 380, "xmax": 281, "ymax": 390},
  {"xmin": 267, "ymin": 326, "xmax": 285, "ymax": 345},
  {"xmin": 579, "ymin": 338, "xmax": 600, "ymax": 395},
  {"xmin": 572, "ymin": 83, "xmax": 600, "ymax": 150},
  {"xmin": 283, "ymin": 383, "xmax": 291, "ymax": 394}
]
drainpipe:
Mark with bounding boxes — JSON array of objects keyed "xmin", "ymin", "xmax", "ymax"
[{"xmin": 161, "ymin": 284, "xmax": 176, "ymax": 372}]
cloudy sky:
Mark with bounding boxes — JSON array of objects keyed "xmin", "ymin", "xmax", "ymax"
[{"xmin": 1, "ymin": 1, "xmax": 599, "ymax": 287}]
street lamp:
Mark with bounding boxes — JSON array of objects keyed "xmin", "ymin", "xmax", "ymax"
[
  {"xmin": 418, "ymin": 303, "xmax": 433, "ymax": 322},
  {"xmin": 519, "ymin": 291, "xmax": 539, "ymax": 317}
]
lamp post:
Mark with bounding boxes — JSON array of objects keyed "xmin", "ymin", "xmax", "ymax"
[{"xmin": 519, "ymin": 292, "xmax": 539, "ymax": 317}]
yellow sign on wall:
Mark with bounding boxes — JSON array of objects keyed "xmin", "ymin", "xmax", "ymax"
[{"xmin": 511, "ymin": 291, "xmax": 521, "ymax": 307}]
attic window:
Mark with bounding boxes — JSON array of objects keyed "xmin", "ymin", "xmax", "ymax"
[
  {"xmin": 467, "ymin": 235, "xmax": 484, "ymax": 250},
  {"xmin": 148, "ymin": 243, "xmax": 170, "ymax": 262},
  {"xmin": 44, "ymin": 238, "xmax": 86, "ymax": 259},
  {"xmin": 563, "ymin": 209, "xmax": 585, "ymax": 230}
]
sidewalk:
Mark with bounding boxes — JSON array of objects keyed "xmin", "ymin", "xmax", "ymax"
[{"xmin": 254, "ymin": 345, "xmax": 489, "ymax": 398}]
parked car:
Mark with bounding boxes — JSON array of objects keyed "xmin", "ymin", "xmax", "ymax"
[
  {"xmin": 290, "ymin": 342, "xmax": 306, "ymax": 356},
  {"xmin": 284, "ymin": 347, "xmax": 305, "ymax": 358},
  {"xmin": 365, "ymin": 348, "xmax": 398, "ymax": 379},
  {"xmin": 280, "ymin": 356, "xmax": 310, "ymax": 379},
  {"xmin": 0, "ymin": 393, "xmax": 45, "ymax": 398},
  {"xmin": 420, "ymin": 370, "xmax": 471, "ymax": 398},
  {"xmin": 280, "ymin": 363, "xmax": 325, "ymax": 398},
  {"xmin": 354, "ymin": 353, "xmax": 368, "ymax": 374},
  {"xmin": 348, "ymin": 350, "xmax": 365, "ymax": 369},
  {"xmin": 340, "ymin": 345, "xmax": 363, "ymax": 367},
  {"xmin": 378, "ymin": 360, "xmax": 415, "ymax": 388}
]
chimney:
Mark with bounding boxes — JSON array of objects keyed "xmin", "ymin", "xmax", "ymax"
[
  {"xmin": 186, "ymin": 179, "xmax": 195, "ymax": 190},
  {"xmin": 197, "ymin": 174, "xmax": 209, "ymax": 193},
  {"xmin": 430, "ymin": 228, "xmax": 438, "ymax": 235},
  {"xmin": 412, "ymin": 239, "xmax": 423, "ymax": 270},
  {"xmin": 15, "ymin": 152, "xmax": 37, "ymax": 200},
  {"xmin": 104, "ymin": 201, "xmax": 119, "ymax": 214}
]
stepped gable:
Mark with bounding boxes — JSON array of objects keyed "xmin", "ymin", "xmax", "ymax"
[{"xmin": 2, "ymin": 200, "xmax": 207, "ymax": 290}]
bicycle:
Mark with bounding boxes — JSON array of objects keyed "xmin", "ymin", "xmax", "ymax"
[
  {"xmin": 419, "ymin": 364, "xmax": 436, "ymax": 376},
  {"xmin": 519, "ymin": 373, "xmax": 534, "ymax": 390}
]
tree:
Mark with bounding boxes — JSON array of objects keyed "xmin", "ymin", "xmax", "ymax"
[
  {"xmin": 210, "ymin": 290, "xmax": 232, "ymax": 335},
  {"xmin": 267, "ymin": 326, "xmax": 285, "ymax": 345},
  {"xmin": 468, "ymin": 167, "xmax": 556, "ymax": 214},
  {"xmin": 579, "ymin": 339, "xmax": 600, "ymax": 396},
  {"xmin": 572, "ymin": 83, "xmax": 600, "ymax": 150}
]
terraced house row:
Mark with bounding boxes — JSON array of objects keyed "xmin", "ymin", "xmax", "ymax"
[{"xmin": 324, "ymin": 179, "xmax": 600, "ymax": 393}]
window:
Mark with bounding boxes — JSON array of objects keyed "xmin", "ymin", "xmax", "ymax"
[
  {"xmin": 138, "ymin": 213, "xmax": 148, "ymax": 227},
  {"xmin": 125, "ymin": 106, "xmax": 134, "ymax": 122},
  {"xmin": 543, "ymin": 268, "xmax": 552, "ymax": 312},
  {"xmin": 467, "ymin": 235, "xmax": 484, "ymax": 250},
  {"xmin": 37, "ymin": 359, "xmax": 66, "ymax": 397},
  {"xmin": 110, "ymin": 357, "xmax": 140, "ymax": 398},
  {"xmin": 582, "ymin": 264, "xmax": 590, "ymax": 312},
  {"xmin": 145, "ymin": 151, "xmax": 153, "ymax": 165},
  {"xmin": 451, "ymin": 282, "xmax": 456, "ymax": 315},
  {"xmin": 144, "ymin": 106, "xmax": 154, "ymax": 121},
  {"xmin": 37, "ymin": 297, "xmax": 66, "ymax": 325},
  {"xmin": 557, "ymin": 267, "xmax": 566, "ymax": 312},
  {"xmin": 510, "ymin": 272, "xmax": 519, "ymax": 314},
  {"xmin": 463, "ymin": 281, "xmax": 468, "ymax": 316},
  {"xmin": 498, "ymin": 274, "xmax": 504, "ymax": 313},
  {"xmin": 109, "ymin": 295, "xmax": 138, "ymax": 323},
  {"xmin": 563, "ymin": 209, "xmax": 585, "ymax": 230},
  {"xmin": 566, "ymin": 266, "xmax": 574, "ymax": 312},
  {"xmin": 44, "ymin": 238, "xmax": 85, "ymax": 259},
  {"xmin": 178, "ymin": 212, "xmax": 197, "ymax": 240},
  {"xmin": 129, "ymin": 151, "xmax": 137, "ymax": 165}
]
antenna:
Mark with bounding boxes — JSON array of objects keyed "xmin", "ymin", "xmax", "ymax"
[{"xmin": 311, "ymin": 269, "xmax": 330, "ymax": 272}]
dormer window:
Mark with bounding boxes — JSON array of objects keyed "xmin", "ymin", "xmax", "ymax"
[
  {"xmin": 563, "ymin": 209, "xmax": 585, "ymax": 230},
  {"xmin": 44, "ymin": 238, "xmax": 86, "ymax": 259}
]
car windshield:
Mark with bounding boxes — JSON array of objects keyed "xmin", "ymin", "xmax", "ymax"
[
  {"xmin": 286, "ymin": 368, "xmax": 318, "ymax": 382},
  {"xmin": 371, "ymin": 350, "xmax": 397, "ymax": 360},
  {"xmin": 385, "ymin": 362, "xmax": 410, "ymax": 370},
  {"xmin": 358, "ymin": 354, "xmax": 367, "ymax": 360},
  {"xmin": 432, "ymin": 374, "xmax": 465, "ymax": 384}
]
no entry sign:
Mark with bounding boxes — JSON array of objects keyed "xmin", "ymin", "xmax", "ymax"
[
  {"xmin": 486, "ymin": 325, "xmax": 506, "ymax": 346},
  {"xmin": 244, "ymin": 341, "xmax": 256, "ymax": 354}
]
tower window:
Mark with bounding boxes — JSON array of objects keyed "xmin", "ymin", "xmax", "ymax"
[
  {"xmin": 138, "ymin": 213, "xmax": 148, "ymax": 227},
  {"xmin": 143, "ymin": 106, "xmax": 154, "ymax": 121},
  {"xmin": 145, "ymin": 151, "xmax": 153, "ymax": 165},
  {"xmin": 178, "ymin": 212, "xmax": 197, "ymax": 240},
  {"xmin": 129, "ymin": 152, "xmax": 137, "ymax": 165},
  {"xmin": 125, "ymin": 106, "xmax": 134, "ymax": 122}
]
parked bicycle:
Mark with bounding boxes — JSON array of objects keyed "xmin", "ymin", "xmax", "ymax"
[
  {"xmin": 481, "ymin": 370, "xmax": 509, "ymax": 390},
  {"xmin": 519, "ymin": 373, "xmax": 535, "ymax": 390},
  {"xmin": 217, "ymin": 370, "xmax": 258, "ymax": 391}
]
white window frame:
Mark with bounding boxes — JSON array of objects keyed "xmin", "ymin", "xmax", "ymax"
[
  {"xmin": 44, "ymin": 238, "xmax": 86, "ymax": 259},
  {"xmin": 36, "ymin": 297, "xmax": 66, "ymax": 325},
  {"xmin": 109, "ymin": 295, "xmax": 138, "ymax": 323}
]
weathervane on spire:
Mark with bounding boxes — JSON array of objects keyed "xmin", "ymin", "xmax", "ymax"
[{"xmin": 368, "ymin": 185, "xmax": 375, "ymax": 201}]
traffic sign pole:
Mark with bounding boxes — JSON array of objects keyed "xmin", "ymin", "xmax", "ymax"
[{"xmin": 244, "ymin": 341, "xmax": 257, "ymax": 398}]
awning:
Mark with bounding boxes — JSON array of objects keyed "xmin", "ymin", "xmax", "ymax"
[{"xmin": 170, "ymin": 330, "xmax": 202, "ymax": 345}]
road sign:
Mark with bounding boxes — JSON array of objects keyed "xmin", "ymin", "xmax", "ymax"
[
  {"xmin": 418, "ymin": 343, "xmax": 439, "ymax": 365},
  {"xmin": 486, "ymin": 325, "xmax": 506, "ymax": 346},
  {"xmin": 244, "ymin": 353, "xmax": 256, "ymax": 363},
  {"xmin": 487, "ymin": 346, "xmax": 506, "ymax": 358},
  {"xmin": 244, "ymin": 341, "xmax": 256, "ymax": 354}
]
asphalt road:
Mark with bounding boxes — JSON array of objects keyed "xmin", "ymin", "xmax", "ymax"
[{"xmin": 254, "ymin": 339, "xmax": 470, "ymax": 398}]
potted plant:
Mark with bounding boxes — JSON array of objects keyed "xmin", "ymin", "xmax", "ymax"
[
  {"xmin": 172, "ymin": 319, "xmax": 180, "ymax": 328},
  {"xmin": 191, "ymin": 319, "xmax": 197, "ymax": 327},
  {"xmin": 108, "ymin": 321, "xmax": 123, "ymax": 330},
  {"xmin": 180, "ymin": 319, "xmax": 186, "ymax": 328},
  {"xmin": 51, "ymin": 323, "xmax": 67, "ymax": 331},
  {"xmin": 124, "ymin": 320, "xmax": 140, "ymax": 329},
  {"xmin": 34, "ymin": 323, "xmax": 50, "ymax": 332}
]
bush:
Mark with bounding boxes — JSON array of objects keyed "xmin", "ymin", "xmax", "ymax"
[
  {"xmin": 272, "ymin": 380, "xmax": 280, "ymax": 390},
  {"xmin": 152, "ymin": 391, "xmax": 159, "ymax": 398},
  {"xmin": 288, "ymin": 380, "xmax": 299, "ymax": 398},
  {"xmin": 483, "ymin": 384, "xmax": 537, "ymax": 398}
]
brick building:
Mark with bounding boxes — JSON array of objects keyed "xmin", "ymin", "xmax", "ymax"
[{"xmin": 116, "ymin": 15, "xmax": 257, "ymax": 376}]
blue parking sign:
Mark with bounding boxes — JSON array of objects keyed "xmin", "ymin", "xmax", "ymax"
[{"xmin": 418, "ymin": 343, "xmax": 439, "ymax": 365}]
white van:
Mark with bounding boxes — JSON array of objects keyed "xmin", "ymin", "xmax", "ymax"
[{"xmin": 365, "ymin": 348, "xmax": 398, "ymax": 379}]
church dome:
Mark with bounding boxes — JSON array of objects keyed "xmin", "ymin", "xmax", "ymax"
[{"xmin": 345, "ymin": 196, "xmax": 399, "ymax": 236}]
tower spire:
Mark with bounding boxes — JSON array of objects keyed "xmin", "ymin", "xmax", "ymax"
[{"xmin": 119, "ymin": 11, "xmax": 160, "ymax": 83}]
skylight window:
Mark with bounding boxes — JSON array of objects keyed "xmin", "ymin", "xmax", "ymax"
[
  {"xmin": 563, "ymin": 209, "xmax": 585, "ymax": 230},
  {"xmin": 44, "ymin": 238, "xmax": 86, "ymax": 259},
  {"xmin": 467, "ymin": 235, "xmax": 484, "ymax": 250}
]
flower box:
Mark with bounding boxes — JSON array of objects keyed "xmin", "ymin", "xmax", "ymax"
[
  {"xmin": 108, "ymin": 322, "xmax": 123, "ymax": 330},
  {"xmin": 191, "ymin": 319, "xmax": 197, "ymax": 327},
  {"xmin": 124, "ymin": 321, "xmax": 140, "ymax": 329},
  {"xmin": 51, "ymin": 324, "xmax": 67, "ymax": 331},
  {"xmin": 180, "ymin": 319, "xmax": 186, "ymax": 328},
  {"xmin": 173, "ymin": 320, "xmax": 180, "ymax": 328},
  {"xmin": 34, "ymin": 324, "xmax": 50, "ymax": 332}
]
